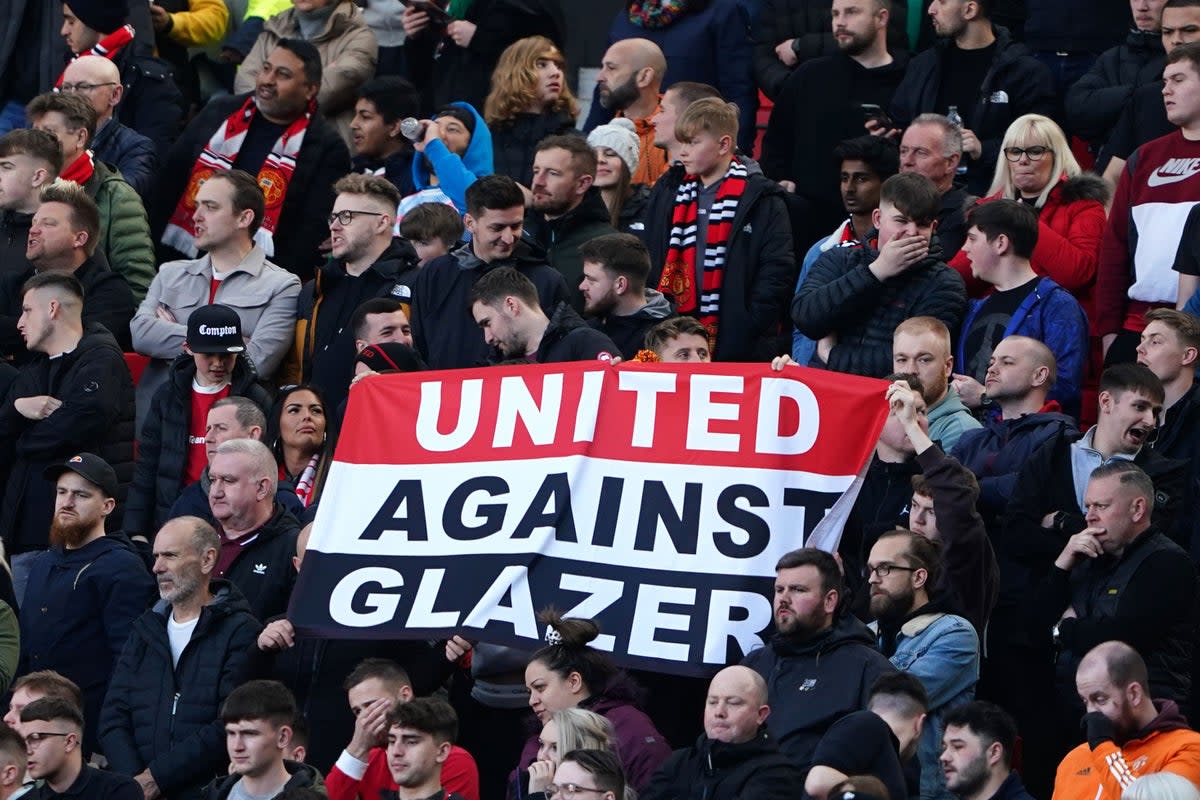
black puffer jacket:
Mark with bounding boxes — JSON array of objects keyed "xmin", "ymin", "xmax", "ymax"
[
  {"xmin": 1065, "ymin": 29, "xmax": 1164, "ymax": 148},
  {"xmin": 524, "ymin": 188, "xmax": 618, "ymax": 311},
  {"xmin": 490, "ymin": 110, "xmax": 576, "ymax": 189},
  {"xmin": 99, "ymin": 580, "xmax": 261, "ymax": 800},
  {"xmin": 889, "ymin": 26, "xmax": 1056, "ymax": 194},
  {"xmin": 0, "ymin": 324, "xmax": 135, "ymax": 554},
  {"xmin": 533, "ymin": 302, "xmax": 619, "ymax": 364},
  {"xmin": 741, "ymin": 614, "xmax": 895, "ymax": 771},
  {"xmin": 92, "ymin": 118, "xmax": 158, "ymax": 201},
  {"xmin": 642, "ymin": 165, "xmax": 797, "ymax": 361},
  {"xmin": 221, "ymin": 502, "xmax": 301, "ymax": 623},
  {"xmin": 641, "ymin": 729, "xmax": 801, "ymax": 800},
  {"xmin": 618, "ymin": 183, "xmax": 651, "ymax": 235},
  {"xmin": 589, "ymin": 289, "xmax": 674, "ymax": 359},
  {"xmin": 123, "ymin": 353, "xmax": 272, "ymax": 538},
  {"xmin": 0, "ymin": 210, "xmax": 30, "ymax": 277},
  {"xmin": 792, "ymin": 236, "xmax": 967, "ymax": 377},
  {"xmin": 751, "ymin": 0, "xmax": 909, "ymax": 100},
  {"xmin": 110, "ymin": 45, "xmax": 185, "ymax": 157}
]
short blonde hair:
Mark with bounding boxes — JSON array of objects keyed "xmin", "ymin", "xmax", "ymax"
[
  {"xmin": 893, "ymin": 316, "xmax": 951, "ymax": 353},
  {"xmin": 988, "ymin": 114, "xmax": 1079, "ymax": 208},
  {"xmin": 675, "ymin": 97, "xmax": 739, "ymax": 143}
]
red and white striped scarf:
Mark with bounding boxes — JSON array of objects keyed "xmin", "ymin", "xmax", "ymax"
[
  {"xmin": 163, "ymin": 96, "xmax": 314, "ymax": 259},
  {"xmin": 656, "ymin": 157, "xmax": 748, "ymax": 349},
  {"xmin": 56, "ymin": 25, "xmax": 136, "ymax": 88}
]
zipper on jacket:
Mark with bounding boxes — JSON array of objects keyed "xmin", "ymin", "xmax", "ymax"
[{"xmin": 169, "ymin": 691, "xmax": 180, "ymax": 737}]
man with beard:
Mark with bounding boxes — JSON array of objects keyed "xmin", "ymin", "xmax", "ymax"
[
  {"xmin": 741, "ymin": 548, "xmax": 895, "ymax": 775},
  {"xmin": 383, "ymin": 699, "xmax": 467, "ymax": 800},
  {"xmin": 762, "ymin": 0, "xmax": 909, "ymax": 247},
  {"xmin": 18, "ymin": 453, "xmax": 154, "ymax": 756},
  {"xmin": 1033, "ymin": 463, "xmax": 1197, "ymax": 737},
  {"xmin": 940, "ymin": 702, "xmax": 1034, "ymax": 800},
  {"xmin": 1053, "ymin": 642, "xmax": 1200, "ymax": 798},
  {"xmin": 866, "ymin": 529, "xmax": 980, "ymax": 800},
  {"xmin": 893, "ymin": 316, "xmax": 980, "ymax": 450},
  {"xmin": 593, "ymin": 39, "xmax": 669, "ymax": 186},
  {"xmin": 884, "ymin": 0, "xmax": 1055, "ymax": 194},
  {"xmin": 523, "ymin": 136, "xmax": 618, "ymax": 311},
  {"xmin": 578, "ymin": 234, "xmax": 673, "ymax": 359},
  {"xmin": 469, "ymin": 267, "xmax": 617, "ymax": 364},
  {"xmin": 99, "ymin": 516, "xmax": 260, "ymax": 800}
]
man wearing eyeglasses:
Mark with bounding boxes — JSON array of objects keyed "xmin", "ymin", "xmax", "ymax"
[
  {"xmin": 291, "ymin": 173, "xmax": 420, "ymax": 412},
  {"xmin": 21, "ymin": 697, "xmax": 140, "ymax": 799},
  {"xmin": 866, "ymin": 528, "xmax": 980, "ymax": 800},
  {"xmin": 59, "ymin": 56, "xmax": 155, "ymax": 202}
]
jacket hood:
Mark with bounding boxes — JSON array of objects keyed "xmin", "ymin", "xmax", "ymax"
[
  {"xmin": 696, "ymin": 727, "xmax": 782, "ymax": 768},
  {"xmin": 75, "ymin": 322, "xmax": 124, "ymax": 358},
  {"xmin": 1134, "ymin": 699, "xmax": 1192, "ymax": 740},
  {"xmin": 584, "ymin": 671, "xmax": 648, "ymax": 711},
  {"xmin": 1056, "ymin": 173, "xmax": 1112, "ymax": 205},
  {"xmin": 540, "ymin": 187, "xmax": 612, "ymax": 238},
  {"xmin": 541, "ymin": 302, "xmax": 592, "ymax": 345},
  {"xmin": 928, "ymin": 387, "xmax": 973, "ymax": 426},
  {"xmin": 1126, "ymin": 27, "xmax": 1164, "ymax": 53},
  {"xmin": 207, "ymin": 758, "xmax": 324, "ymax": 799},
  {"xmin": 412, "ymin": 102, "xmax": 493, "ymax": 190},
  {"xmin": 266, "ymin": 0, "xmax": 363, "ymax": 41},
  {"xmin": 449, "ymin": 237, "xmax": 547, "ymax": 272},
  {"xmin": 770, "ymin": 610, "xmax": 878, "ymax": 657},
  {"xmin": 320, "ymin": 237, "xmax": 419, "ymax": 283},
  {"xmin": 47, "ymin": 533, "xmax": 138, "ymax": 565},
  {"xmin": 633, "ymin": 290, "xmax": 673, "ymax": 321}
]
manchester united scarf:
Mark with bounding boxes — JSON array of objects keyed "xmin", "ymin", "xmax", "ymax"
[
  {"xmin": 656, "ymin": 158, "xmax": 748, "ymax": 349},
  {"xmin": 162, "ymin": 96, "xmax": 314, "ymax": 259},
  {"xmin": 56, "ymin": 25, "xmax": 136, "ymax": 88}
]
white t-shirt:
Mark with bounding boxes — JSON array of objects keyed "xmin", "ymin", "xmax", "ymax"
[{"xmin": 167, "ymin": 612, "xmax": 200, "ymax": 666}]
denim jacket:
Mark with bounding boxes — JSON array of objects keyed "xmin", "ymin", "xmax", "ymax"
[{"xmin": 874, "ymin": 611, "xmax": 980, "ymax": 800}]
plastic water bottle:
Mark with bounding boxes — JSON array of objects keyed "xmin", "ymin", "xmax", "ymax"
[
  {"xmin": 400, "ymin": 117, "xmax": 427, "ymax": 142},
  {"xmin": 946, "ymin": 106, "xmax": 969, "ymax": 176}
]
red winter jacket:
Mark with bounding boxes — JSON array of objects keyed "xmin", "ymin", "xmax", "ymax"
[
  {"xmin": 948, "ymin": 174, "xmax": 1109, "ymax": 331},
  {"xmin": 327, "ymin": 744, "xmax": 479, "ymax": 800}
]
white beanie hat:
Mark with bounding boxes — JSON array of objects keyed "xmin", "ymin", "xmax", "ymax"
[{"xmin": 587, "ymin": 117, "xmax": 640, "ymax": 177}]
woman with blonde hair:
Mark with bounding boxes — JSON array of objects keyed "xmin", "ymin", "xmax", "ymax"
[
  {"xmin": 525, "ymin": 708, "xmax": 616, "ymax": 797},
  {"xmin": 485, "ymin": 35, "xmax": 579, "ymax": 187},
  {"xmin": 948, "ymin": 113, "xmax": 1109, "ymax": 321}
]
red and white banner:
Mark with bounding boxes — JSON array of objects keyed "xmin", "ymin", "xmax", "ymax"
[{"xmin": 290, "ymin": 362, "xmax": 888, "ymax": 675}]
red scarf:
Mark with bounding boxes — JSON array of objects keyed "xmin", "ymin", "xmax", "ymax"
[
  {"xmin": 55, "ymin": 25, "xmax": 136, "ymax": 88},
  {"xmin": 163, "ymin": 96, "xmax": 314, "ymax": 259},
  {"xmin": 60, "ymin": 151, "xmax": 95, "ymax": 185},
  {"xmin": 656, "ymin": 158, "xmax": 748, "ymax": 348}
]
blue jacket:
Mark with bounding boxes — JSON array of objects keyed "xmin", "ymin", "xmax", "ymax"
[
  {"xmin": 876, "ymin": 609, "xmax": 979, "ymax": 800},
  {"xmin": 92, "ymin": 119, "xmax": 157, "ymax": 201},
  {"xmin": 411, "ymin": 102, "xmax": 493, "ymax": 215},
  {"xmin": 19, "ymin": 534, "xmax": 156, "ymax": 752},
  {"xmin": 955, "ymin": 276, "xmax": 1088, "ymax": 418}
]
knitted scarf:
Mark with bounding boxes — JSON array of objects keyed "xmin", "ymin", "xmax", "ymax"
[
  {"xmin": 656, "ymin": 158, "xmax": 748, "ymax": 348},
  {"xmin": 292, "ymin": 454, "xmax": 321, "ymax": 508},
  {"xmin": 628, "ymin": 0, "xmax": 687, "ymax": 28},
  {"xmin": 56, "ymin": 25, "xmax": 136, "ymax": 88},
  {"xmin": 163, "ymin": 96, "xmax": 314, "ymax": 259},
  {"xmin": 60, "ymin": 151, "xmax": 95, "ymax": 185}
]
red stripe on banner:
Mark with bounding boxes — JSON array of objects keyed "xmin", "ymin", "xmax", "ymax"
[{"xmin": 335, "ymin": 362, "xmax": 889, "ymax": 474}]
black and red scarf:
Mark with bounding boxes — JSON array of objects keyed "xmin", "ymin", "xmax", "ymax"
[
  {"xmin": 56, "ymin": 24, "xmax": 136, "ymax": 88},
  {"xmin": 656, "ymin": 157, "xmax": 748, "ymax": 348}
]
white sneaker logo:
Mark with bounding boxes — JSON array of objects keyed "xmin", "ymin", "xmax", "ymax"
[
  {"xmin": 252, "ymin": 563, "xmax": 267, "ymax": 575},
  {"xmin": 1147, "ymin": 158, "xmax": 1200, "ymax": 187}
]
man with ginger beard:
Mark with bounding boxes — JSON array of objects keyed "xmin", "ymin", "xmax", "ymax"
[
  {"xmin": 18, "ymin": 453, "xmax": 154, "ymax": 755},
  {"xmin": 741, "ymin": 547, "xmax": 894, "ymax": 774}
]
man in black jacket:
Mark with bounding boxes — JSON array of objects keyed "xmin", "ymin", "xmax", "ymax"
[
  {"xmin": 469, "ymin": 267, "xmax": 618, "ymax": 364},
  {"xmin": 886, "ymin": 0, "xmax": 1055, "ymax": 194},
  {"xmin": 762, "ymin": 0, "xmax": 909, "ymax": 246},
  {"xmin": 151, "ymin": 39, "xmax": 350, "ymax": 280},
  {"xmin": 207, "ymin": 439, "xmax": 301, "ymax": 623},
  {"xmin": 642, "ymin": 98, "xmax": 795, "ymax": 362},
  {"xmin": 293, "ymin": 173, "xmax": 418, "ymax": 412},
  {"xmin": 579, "ymin": 233, "xmax": 673, "ymax": 359},
  {"xmin": 1138, "ymin": 309, "xmax": 1200, "ymax": 518},
  {"xmin": 0, "ymin": 181, "xmax": 135, "ymax": 357},
  {"xmin": 793, "ymin": 173, "xmax": 966, "ymax": 378},
  {"xmin": 741, "ymin": 548, "xmax": 895, "ymax": 774},
  {"xmin": 1035, "ymin": 462, "xmax": 1197, "ymax": 738},
  {"xmin": 641, "ymin": 665, "xmax": 800, "ymax": 800},
  {"xmin": 0, "ymin": 272, "xmax": 134, "ymax": 601},
  {"xmin": 21, "ymin": 697, "xmax": 142, "ymax": 800},
  {"xmin": 412, "ymin": 176, "xmax": 569, "ymax": 369},
  {"xmin": 0, "ymin": 130, "xmax": 60, "ymax": 277},
  {"xmin": 124, "ymin": 306, "xmax": 273, "ymax": 541},
  {"xmin": 99, "ymin": 516, "xmax": 260, "ymax": 800}
]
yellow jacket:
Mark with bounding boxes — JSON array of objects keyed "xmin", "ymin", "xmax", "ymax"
[{"xmin": 164, "ymin": 0, "xmax": 230, "ymax": 48}]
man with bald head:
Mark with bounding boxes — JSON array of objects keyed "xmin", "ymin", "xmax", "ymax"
[
  {"xmin": 641, "ymin": 666, "xmax": 800, "ymax": 800},
  {"xmin": 60, "ymin": 56, "xmax": 155, "ymax": 199},
  {"xmin": 593, "ymin": 39, "xmax": 669, "ymax": 186},
  {"xmin": 1053, "ymin": 642, "xmax": 1200, "ymax": 799}
]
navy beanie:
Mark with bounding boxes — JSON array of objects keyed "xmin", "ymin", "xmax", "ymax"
[{"xmin": 66, "ymin": 0, "xmax": 127, "ymax": 35}]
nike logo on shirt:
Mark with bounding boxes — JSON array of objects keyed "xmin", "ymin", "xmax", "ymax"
[{"xmin": 1147, "ymin": 157, "xmax": 1200, "ymax": 186}]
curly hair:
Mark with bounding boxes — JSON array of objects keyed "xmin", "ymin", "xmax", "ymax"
[{"xmin": 484, "ymin": 36, "xmax": 579, "ymax": 127}]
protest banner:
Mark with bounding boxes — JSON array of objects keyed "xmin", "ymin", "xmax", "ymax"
[{"xmin": 290, "ymin": 361, "xmax": 888, "ymax": 675}]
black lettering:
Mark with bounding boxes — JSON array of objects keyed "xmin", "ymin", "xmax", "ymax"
[
  {"xmin": 783, "ymin": 488, "xmax": 842, "ymax": 539},
  {"xmin": 634, "ymin": 481, "xmax": 702, "ymax": 554},
  {"xmin": 360, "ymin": 480, "xmax": 428, "ymax": 541},
  {"xmin": 443, "ymin": 476, "xmax": 508, "ymax": 540},
  {"xmin": 714, "ymin": 484, "xmax": 770, "ymax": 558},
  {"xmin": 591, "ymin": 476, "xmax": 625, "ymax": 547},
  {"xmin": 512, "ymin": 472, "xmax": 577, "ymax": 542}
]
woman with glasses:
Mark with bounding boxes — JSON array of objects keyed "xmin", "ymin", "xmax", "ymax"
[
  {"xmin": 547, "ymin": 750, "xmax": 631, "ymax": 800},
  {"xmin": 525, "ymin": 709, "xmax": 616, "ymax": 799},
  {"xmin": 948, "ymin": 114, "xmax": 1110, "ymax": 324},
  {"xmin": 268, "ymin": 384, "xmax": 331, "ymax": 511},
  {"xmin": 513, "ymin": 611, "xmax": 671, "ymax": 797}
]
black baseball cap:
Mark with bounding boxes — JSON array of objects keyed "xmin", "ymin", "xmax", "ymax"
[
  {"xmin": 187, "ymin": 304, "xmax": 245, "ymax": 354},
  {"xmin": 44, "ymin": 453, "xmax": 119, "ymax": 498}
]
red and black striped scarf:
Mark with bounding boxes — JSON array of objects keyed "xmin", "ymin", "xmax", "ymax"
[
  {"xmin": 56, "ymin": 25, "xmax": 136, "ymax": 88},
  {"xmin": 657, "ymin": 157, "xmax": 748, "ymax": 348}
]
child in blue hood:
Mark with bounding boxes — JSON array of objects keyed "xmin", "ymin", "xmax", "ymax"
[{"xmin": 400, "ymin": 101, "xmax": 494, "ymax": 220}]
